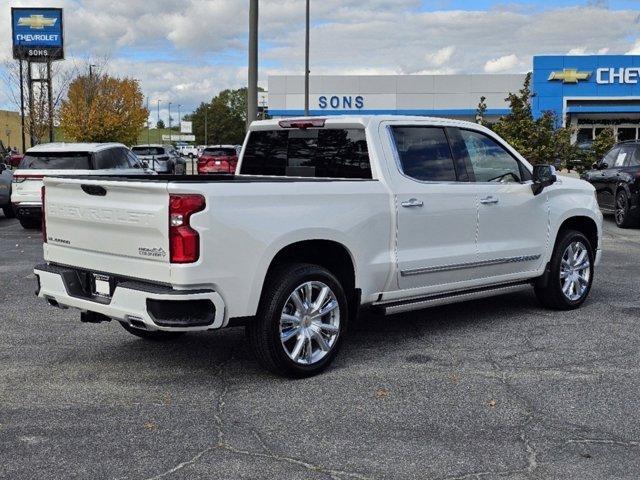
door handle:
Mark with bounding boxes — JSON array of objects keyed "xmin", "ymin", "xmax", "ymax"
[
  {"xmin": 480, "ymin": 196, "xmax": 499, "ymax": 205},
  {"xmin": 401, "ymin": 198, "xmax": 423, "ymax": 208}
]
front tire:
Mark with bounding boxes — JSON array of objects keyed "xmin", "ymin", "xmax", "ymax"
[
  {"xmin": 119, "ymin": 321, "xmax": 185, "ymax": 341},
  {"xmin": 246, "ymin": 263, "xmax": 347, "ymax": 378},
  {"xmin": 535, "ymin": 230, "xmax": 594, "ymax": 310}
]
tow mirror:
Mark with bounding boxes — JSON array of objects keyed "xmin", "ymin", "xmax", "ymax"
[{"xmin": 531, "ymin": 165, "xmax": 557, "ymax": 195}]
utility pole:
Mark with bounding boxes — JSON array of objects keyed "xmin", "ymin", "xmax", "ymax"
[
  {"xmin": 247, "ymin": 0, "xmax": 258, "ymax": 129},
  {"xmin": 178, "ymin": 104, "xmax": 182, "ymax": 139},
  {"xmin": 47, "ymin": 60, "xmax": 54, "ymax": 142},
  {"xmin": 156, "ymin": 99, "xmax": 161, "ymax": 143},
  {"xmin": 204, "ymin": 107, "xmax": 208, "ymax": 145},
  {"xmin": 168, "ymin": 102, "xmax": 172, "ymax": 143},
  {"xmin": 304, "ymin": 0, "xmax": 310, "ymax": 116},
  {"xmin": 19, "ymin": 59, "xmax": 25, "ymax": 153}
]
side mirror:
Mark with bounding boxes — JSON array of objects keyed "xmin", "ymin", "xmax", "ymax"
[
  {"xmin": 141, "ymin": 161, "xmax": 149, "ymax": 169},
  {"xmin": 531, "ymin": 165, "xmax": 557, "ymax": 196},
  {"xmin": 601, "ymin": 162, "xmax": 608, "ymax": 169},
  {"xmin": 0, "ymin": 163, "xmax": 5, "ymax": 172}
]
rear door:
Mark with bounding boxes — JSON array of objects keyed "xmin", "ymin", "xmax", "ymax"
[
  {"xmin": 43, "ymin": 177, "xmax": 172, "ymax": 282},
  {"xmin": 382, "ymin": 123, "xmax": 480, "ymax": 291},
  {"xmin": 594, "ymin": 147, "xmax": 620, "ymax": 210},
  {"xmin": 454, "ymin": 128, "xmax": 547, "ymax": 278}
]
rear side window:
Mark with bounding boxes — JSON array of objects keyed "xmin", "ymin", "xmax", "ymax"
[
  {"xmin": 204, "ymin": 148, "xmax": 237, "ymax": 157},
  {"xmin": 240, "ymin": 128, "xmax": 371, "ymax": 179},
  {"xmin": 19, "ymin": 152, "xmax": 91, "ymax": 170},
  {"xmin": 391, "ymin": 126, "xmax": 457, "ymax": 182},
  {"xmin": 628, "ymin": 146, "xmax": 640, "ymax": 167},
  {"xmin": 601, "ymin": 147, "xmax": 619, "ymax": 168},
  {"xmin": 93, "ymin": 148, "xmax": 131, "ymax": 170}
]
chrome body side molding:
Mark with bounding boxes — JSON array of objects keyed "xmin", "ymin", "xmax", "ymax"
[{"xmin": 400, "ymin": 254, "xmax": 542, "ymax": 277}]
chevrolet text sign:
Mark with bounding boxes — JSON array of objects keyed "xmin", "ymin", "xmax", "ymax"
[
  {"xmin": 12, "ymin": 8, "xmax": 64, "ymax": 62},
  {"xmin": 596, "ymin": 68, "xmax": 640, "ymax": 84}
]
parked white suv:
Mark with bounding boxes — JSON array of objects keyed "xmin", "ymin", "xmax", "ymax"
[
  {"xmin": 34, "ymin": 116, "xmax": 602, "ymax": 377},
  {"xmin": 11, "ymin": 143, "xmax": 150, "ymax": 229}
]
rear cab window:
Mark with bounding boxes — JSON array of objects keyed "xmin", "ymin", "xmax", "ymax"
[
  {"xmin": 240, "ymin": 127, "xmax": 371, "ymax": 179},
  {"xmin": 19, "ymin": 152, "xmax": 92, "ymax": 170}
]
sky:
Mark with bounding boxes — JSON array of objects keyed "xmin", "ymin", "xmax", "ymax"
[{"xmin": 1, "ymin": 0, "xmax": 640, "ymax": 122}]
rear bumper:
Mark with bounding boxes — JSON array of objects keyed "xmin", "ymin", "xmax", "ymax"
[
  {"xmin": 14, "ymin": 202, "xmax": 42, "ymax": 218},
  {"xmin": 34, "ymin": 263, "xmax": 226, "ymax": 331}
]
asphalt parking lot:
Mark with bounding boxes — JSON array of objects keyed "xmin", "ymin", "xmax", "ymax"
[{"xmin": 1, "ymin": 211, "xmax": 639, "ymax": 480}]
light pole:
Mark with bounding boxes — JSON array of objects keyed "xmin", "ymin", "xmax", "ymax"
[
  {"xmin": 247, "ymin": 0, "xmax": 258, "ymax": 129},
  {"xmin": 156, "ymin": 99, "xmax": 161, "ymax": 135},
  {"xmin": 178, "ymin": 104, "xmax": 182, "ymax": 139},
  {"xmin": 304, "ymin": 0, "xmax": 310, "ymax": 116},
  {"xmin": 204, "ymin": 106, "xmax": 208, "ymax": 146},
  {"xmin": 168, "ymin": 102, "xmax": 172, "ymax": 143}
]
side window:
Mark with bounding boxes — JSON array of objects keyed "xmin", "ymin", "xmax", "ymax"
[
  {"xmin": 616, "ymin": 145, "xmax": 633, "ymax": 167},
  {"xmin": 93, "ymin": 149, "xmax": 116, "ymax": 169},
  {"xmin": 390, "ymin": 126, "xmax": 457, "ymax": 182},
  {"xmin": 601, "ymin": 147, "xmax": 619, "ymax": 168},
  {"xmin": 113, "ymin": 148, "xmax": 132, "ymax": 169},
  {"xmin": 459, "ymin": 129, "xmax": 522, "ymax": 183},
  {"xmin": 628, "ymin": 147, "xmax": 640, "ymax": 167},
  {"xmin": 126, "ymin": 150, "xmax": 140, "ymax": 167}
]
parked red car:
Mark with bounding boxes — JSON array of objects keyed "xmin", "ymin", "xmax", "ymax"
[{"xmin": 197, "ymin": 145, "xmax": 238, "ymax": 174}]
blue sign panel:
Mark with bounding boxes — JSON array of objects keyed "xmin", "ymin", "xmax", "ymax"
[
  {"xmin": 11, "ymin": 8, "xmax": 64, "ymax": 62},
  {"xmin": 532, "ymin": 55, "xmax": 640, "ymax": 122}
]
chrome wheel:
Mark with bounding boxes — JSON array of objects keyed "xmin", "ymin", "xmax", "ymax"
[
  {"xmin": 560, "ymin": 241, "xmax": 591, "ymax": 301},
  {"xmin": 615, "ymin": 192, "xmax": 627, "ymax": 225},
  {"xmin": 279, "ymin": 281, "xmax": 340, "ymax": 365}
]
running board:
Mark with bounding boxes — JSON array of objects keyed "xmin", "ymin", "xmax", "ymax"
[{"xmin": 374, "ymin": 281, "xmax": 532, "ymax": 316}]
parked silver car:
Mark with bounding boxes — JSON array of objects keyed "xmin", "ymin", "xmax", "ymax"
[{"xmin": 131, "ymin": 144, "xmax": 184, "ymax": 174}]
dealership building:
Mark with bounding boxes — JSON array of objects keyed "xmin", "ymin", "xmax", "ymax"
[{"xmin": 268, "ymin": 55, "xmax": 640, "ymax": 144}]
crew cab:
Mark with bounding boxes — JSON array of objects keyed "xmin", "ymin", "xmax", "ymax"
[
  {"xmin": 34, "ymin": 116, "xmax": 603, "ymax": 377},
  {"xmin": 11, "ymin": 143, "xmax": 151, "ymax": 229}
]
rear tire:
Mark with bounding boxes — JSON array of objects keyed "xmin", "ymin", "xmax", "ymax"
[
  {"xmin": 535, "ymin": 230, "xmax": 594, "ymax": 310},
  {"xmin": 19, "ymin": 216, "xmax": 40, "ymax": 229},
  {"xmin": 119, "ymin": 321, "xmax": 185, "ymax": 341},
  {"xmin": 615, "ymin": 190, "xmax": 638, "ymax": 228},
  {"xmin": 2, "ymin": 205, "xmax": 15, "ymax": 219},
  {"xmin": 246, "ymin": 263, "xmax": 348, "ymax": 378}
]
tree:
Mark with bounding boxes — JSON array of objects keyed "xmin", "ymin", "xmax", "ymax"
[
  {"xmin": 1, "ymin": 59, "xmax": 78, "ymax": 147},
  {"xmin": 490, "ymin": 72, "xmax": 578, "ymax": 168},
  {"xmin": 156, "ymin": 119, "xmax": 165, "ymax": 129},
  {"xmin": 591, "ymin": 127, "xmax": 615, "ymax": 160},
  {"xmin": 59, "ymin": 74, "xmax": 148, "ymax": 145},
  {"xmin": 189, "ymin": 87, "xmax": 265, "ymax": 145},
  {"xmin": 476, "ymin": 96, "xmax": 487, "ymax": 125}
]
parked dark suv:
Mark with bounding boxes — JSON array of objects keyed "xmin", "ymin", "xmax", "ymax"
[{"xmin": 582, "ymin": 141, "xmax": 640, "ymax": 228}]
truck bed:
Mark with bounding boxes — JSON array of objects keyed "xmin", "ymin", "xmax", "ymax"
[{"xmin": 49, "ymin": 174, "xmax": 377, "ymax": 183}]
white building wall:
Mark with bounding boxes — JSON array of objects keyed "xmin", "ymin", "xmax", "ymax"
[{"xmin": 268, "ymin": 74, "xmax": 526, "ymax": 116}]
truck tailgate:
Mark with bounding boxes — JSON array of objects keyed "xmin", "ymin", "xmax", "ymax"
[{"xmin": 43, "ymin": 177, "xmax": 172, "ymax": 283}]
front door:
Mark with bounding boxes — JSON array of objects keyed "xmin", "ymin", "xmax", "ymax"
[{"xmin": 454, "ymin": 128, "xmax": 548, "ymax": 279}]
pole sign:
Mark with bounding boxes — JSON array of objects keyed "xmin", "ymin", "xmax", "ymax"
[
  {"xmin": 180, "ymin": 121, "xmax": 193, "ymax": 134},
  {"xmin": 11, "ymin": 7, "xmax": 64, "ymax": 62}
]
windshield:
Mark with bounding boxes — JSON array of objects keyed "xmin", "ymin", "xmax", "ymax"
[
  {"xmin": 131, "ymin": 146, "xmax": 165, "ymax": 156},
  {"xmin": 19, "ymin": 152, "xmax": 92, "ymax": 170},
  {"xmin": 203, "ymin": 148, "xmax": 237, "ymax": 157}
]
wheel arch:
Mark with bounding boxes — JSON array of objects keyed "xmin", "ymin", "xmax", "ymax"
[
  {"xmin": 556, "ymin": 216, "xmax": 599, "ymax": 252},
  {"xmin": 260, "ymin": 239, "xmax": 359, "ymax": 319}
]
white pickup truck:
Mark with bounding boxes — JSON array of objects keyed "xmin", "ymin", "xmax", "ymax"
[{"xmin": 35, "ymin": 116, "xmax": 602, "ymax": 377}]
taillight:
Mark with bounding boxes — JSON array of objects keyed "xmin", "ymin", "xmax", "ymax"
[
  {"xmin": 41, "ymin": 186, "xmax": 46, "ymax": 243},
  {"xmin": 169, "ymin": 194, "xmax": 205, "ymax": 263}
]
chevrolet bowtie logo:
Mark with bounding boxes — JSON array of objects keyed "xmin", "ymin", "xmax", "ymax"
[
  {"xmin": 18, "ymin": 14, "xmax": 57, "ymax": 30},
  {"xmin": 548, "ymin": 68, "xmax": 591, "ymax": 84}
]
